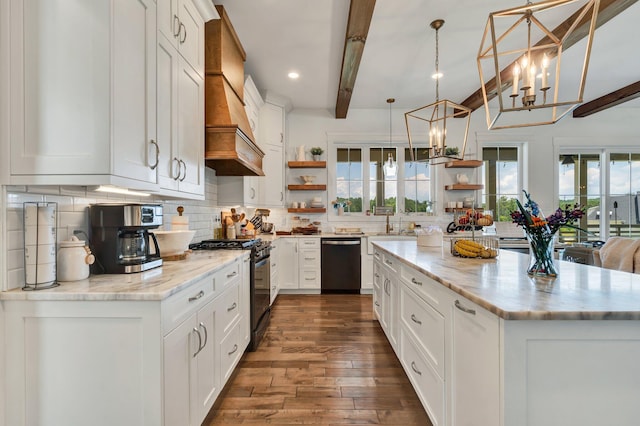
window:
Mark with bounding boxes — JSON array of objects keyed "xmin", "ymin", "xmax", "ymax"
[
  {"xmin": 557, "ymin": 150, "xmax": 640, "ymax": 241},
  {"xmin": 336, "ymin": 148, "xmax": 363, "ymax": 213},
  {"xmin": 481, "ymin": 147, "xmax": 520, "ymax": 222},
  {"xmin": 331, "ymin": 144, "xmax": 433, "ymax": 217}
]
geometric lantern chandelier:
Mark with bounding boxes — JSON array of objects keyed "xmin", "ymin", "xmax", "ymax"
[
  {"xmin": 405, "ymin": 19, "xmax": 472, "ymax": 165},
  {"xmin": 477, "ymin": 0, "xmax": 599, "ymax": 130}
]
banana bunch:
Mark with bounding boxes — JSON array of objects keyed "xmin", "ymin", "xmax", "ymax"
[{"xmin": 453, "ymin": 239, "xmax": 497, "ymax": 259}]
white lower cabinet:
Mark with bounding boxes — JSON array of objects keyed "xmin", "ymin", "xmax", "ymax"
[
  {"xmin": 278, "ymin": 238, "xmax": 321, "ymax": 291},
  {"xmin": 279, "ymin": 238, "xmax": 299, "ymax": 289},
  {"xmin": 3, "ymin": 257, "xmax": 249, "ymax": 426},
  {"xmin": 450, "ymin": 297, "xmax": 500, "ymax": 426},
  {"xmin": 376, "ymin": 253, "xmax": 399, "ymax": 353},
  {"xmin": 270, "ymin": 242, "xmax": 279, "ymax": 304}
]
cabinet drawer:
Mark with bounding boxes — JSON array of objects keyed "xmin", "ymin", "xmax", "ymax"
[
  {"xmin": 382, "ymin": 253, "xmax": 398, "ymax": 272},
  {"xmin": 400, "ymin": 285, "xmax": 445, "ymax": 377},
  {"xmin": 299, "ymin": 269, "xmax": 320, "ymax": 289},
  {"xmin": 299, "ymin": 238, "xmax": 319, "ymax": 249},
  {"xmin": 400, "ymin": 264, "xmax": 445, "ymax": 312},
  {"xmin": 373, "ymin": 261, "xmax": 383, "ymax": 287},
  {"xmin": 162, "ymin": 276, "xmax": 215, "ymax": 335},
  {"xmin": 401, "ymin": 328, "xmax": 445, "ymax": 426},
  {"xmin": 220, "ymin": 321, "xmax": 242, "ymax": 383},
  {"xmin": 218, "ymin": 281, "xmax": 241, "ymax": 335},
  {"xmin": 300, "ymin": 248, "xmax": 320, "ymax": 268},
  {"xmin": 373, "ymin": 282, "xmax": 382, "ymax": 320},
  {"xmin": 216, "ymin": 259, "xmax": 241, "ymax": 292}
]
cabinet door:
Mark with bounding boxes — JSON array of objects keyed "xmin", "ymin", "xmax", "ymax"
[
  {"xmin": 194, "ymin": 299, "xmax": 218, "ymax": 422},
  {"xmin": 217, "ymin": 176, "xmax": 261, "ymax": 206},
  {"xmin": 176, "ymin": 58, "xmax": 204, "ymax": 196},
  {"xmin": 10, "ymin": 0, "xmax": 111, "ymax": 176},
  {"xmin": 278, "ymin": 239, "xmax": 299, "ymax": 289},
  {"xmin": 112, "ymin": 0, "xmax": 158, "ymax": 185},
  {"xmin": 163, "ymin": 313, "xmax": 198, "ymax": 426},
  {"xmin": 261, "ymin": 102, "xmax": 284, "ymax": 147},
  {"xmin": 157, "ymin": 35, "xmax": 180, "ymax": 191},
  {"xmin": 270, "ymin": 244, "xmax": 279, "ymax": 305},
  {"xmin": 450, "ymin": 298, "xmax": 500, "ymax": 426},
  {"xmin": 157, "ymin": 0, "xmax": 179, "ymax": 50},
  {"xmin": 241, "ymin": 254, "xmax": 252, "ymax": 345},
  {"xmin": 261, "ymin": 144, "xmax": 284, "ymax": 207},
  {"xmin": 178, "ymin": 0, "xmax": 205, "ymax": 76}
]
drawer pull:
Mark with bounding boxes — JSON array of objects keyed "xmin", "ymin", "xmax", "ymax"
[
  {"xmin": 411, "ymin": 361, "xmax": 422, "ymax": 376},
  {"xmin": 374, "ymin": 273, "xmax": 380, "ymax": 278},
  {"xmin": 454, "ymin": 299, "xmax": 476, "ymax": 315},
  {"xmin": 305, "ymin": 278, "xmax": 315, "ymax": 281},
  {"xmin": 304, "ymin": 257, "xmax": 316, "ymax": 260},
  {"xmin": 411, "ymin": 277, "xmax": 423, "ymax": 286},
  {"xmin": 410, "ymin": 314, "xmax": 422, "ymax": 325},
  {"xmin": 385, "ymin": 260, "xmax": 393, "ymax": 266},
  {"xmin": 375, "ymin": 301, "xmax": 380, "ymax": 307},
  {"xmin": 227, "ymin": 271, "xmax": 238, "ymax": 278},
  {"xmin": 228, "ymin": 344, "xmax": 238, "ymax": 356},
  {"xmin": 188, "ymin": 290, "xmax": 204, "ymax": 302},
  {"xmin": 199, "ymin": 322, "xmax": 208, "ymax": 350},
  {"xmin": 227, "ymin": 302, "xmax": 237, "ymax": 312},
  {"xmin": 192, "ymin": 328, "xmax": 203, "ymax": 358}
]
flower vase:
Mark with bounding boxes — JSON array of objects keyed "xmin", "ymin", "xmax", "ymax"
[
  {"xmin": 337, "ymin": 206, "xmax": 344, "ymax": 216},
  {"xmin": 526, "ymin": 233, "xmax": 558, "ymax": 277}
]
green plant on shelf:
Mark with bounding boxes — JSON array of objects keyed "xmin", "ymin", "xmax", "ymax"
[{"xmin": 310, "ymin": 147, "xmax": 324, "ymax": 156}]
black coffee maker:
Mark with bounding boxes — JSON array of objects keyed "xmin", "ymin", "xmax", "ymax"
[{"xmin": 89, "ymin": 204, "xmax": 163, "ymax": 274}]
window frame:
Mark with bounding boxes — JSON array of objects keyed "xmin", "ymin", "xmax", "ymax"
[{"xmin": 327, "ymin": 136, "xmax": 435, "ymax": 222}]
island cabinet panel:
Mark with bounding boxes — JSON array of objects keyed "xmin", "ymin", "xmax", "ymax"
[{"xmin": 449, "ymin": 297, "xmax": 500, "ymax": 426}]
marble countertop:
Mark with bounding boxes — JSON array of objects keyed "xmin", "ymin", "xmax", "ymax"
[
  {"xmin": 373, "ymin": 240, "xmax": 640, "ymax": 320},
  {"xmin": 0, "ymin": 250, "xmax": 246, "ymax": 302}
]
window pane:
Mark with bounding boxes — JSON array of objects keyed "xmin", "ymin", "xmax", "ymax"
[
  {"xmin": 336, "ymin": 148, "xmax": 362, "ymax": 213},
  {"xmin": 369, "ymin": 147, "xmax": 397, "ymax": 212},
  {"xmin": 482, "ymin": 147, "xmax": 519, "ymax": 222},
  {"xmin": 609, "ymin": 153, "xmax": 640, "ymax": 237},
  {"xmin": 404, "ymin": 148, "xmax": 432, "ymax": 213},
  {"xmin": 558, "ymin": 153, "xmax": 600, "ymax": 242}
]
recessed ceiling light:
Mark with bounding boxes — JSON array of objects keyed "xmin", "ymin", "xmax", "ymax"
[
  {"xmin": 288, "ymin": 72, "xmax": 300, "ymax": 79},
  {"xmin": 431, "ymin": 72, "xmax": 443, "ymax": 80}
]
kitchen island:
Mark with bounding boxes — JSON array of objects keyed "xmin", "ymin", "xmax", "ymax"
[{"xmin": 372, "ymin": 240, "xmax": 640, "ymax": 426}]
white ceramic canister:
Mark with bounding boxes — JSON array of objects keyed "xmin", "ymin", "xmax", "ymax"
[{"xmin": 57, "ymin": 236, "xmax": 95, "ymax": 282}]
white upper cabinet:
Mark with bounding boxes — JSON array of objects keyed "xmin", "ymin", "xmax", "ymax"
[
  {"xmin": 157, "ymin": 36, "xmax": 204, "ymax": 198},
  {"xmin": 5, "ymin": 0, "xmax": 158, "ymax": 188},
  {"xmin": 157, "ymin": 0, "xmax": 206, "ymax": 77}
]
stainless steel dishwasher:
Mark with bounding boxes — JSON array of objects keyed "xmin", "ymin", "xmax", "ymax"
[{"xmin": 321, "ymin": 238, "xmax": 361, "ymax": 294}]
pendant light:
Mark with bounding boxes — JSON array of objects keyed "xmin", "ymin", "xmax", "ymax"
[
  {"xmin": 477, "ymin": 0, "xmax": 599, "ymax": 130},
  {"xmin": 383, "ymin": 98, "xmax": 397, "ymax": 178},
  {"xmin": 405, "ymin": 19, "xmax": 471, "ymax": 165}
]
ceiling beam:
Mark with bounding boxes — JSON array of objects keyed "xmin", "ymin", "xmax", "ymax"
[
  {"xmin": 573, "ymin": 81, "xmax": 640, "ymax": 117},
  {"xmin": 335, "ymin": 0, "xmax": 376, "ymax": 119},
  {"xmin": 459, "ymin": 0, "xmax": 638, "ymax": 114}
]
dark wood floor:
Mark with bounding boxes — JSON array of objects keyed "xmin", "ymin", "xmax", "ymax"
[{"xmin": 204, "ymin": 294, "xmax": 432, "ymax": 425}]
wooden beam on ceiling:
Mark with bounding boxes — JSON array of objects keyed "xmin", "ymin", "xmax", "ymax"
[
  {"xmin": 573, "ymin": 80, "xmax": 640, "ymax": 117},
  {"xmin": 459, "ymin": 0, "xmax": 638, "ymax": 114},
  {"xmin": 335, "ymin": 0, "xmax": 376, "ymax": 119}
]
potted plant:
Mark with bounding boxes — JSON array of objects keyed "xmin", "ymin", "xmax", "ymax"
[
  {"xmin": 310, "ymin": 147, "xmax": 324, "ymax": 161},
  {"xmin": 445, "ymin": 146, "xmax": 459, "ymax": 157}
]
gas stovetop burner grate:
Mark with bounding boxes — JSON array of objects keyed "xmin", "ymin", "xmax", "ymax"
[{"xmin": 189, "ymin": 238, "xmax": 262, "ymax": 250}]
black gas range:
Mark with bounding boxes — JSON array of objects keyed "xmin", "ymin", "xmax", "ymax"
[{"xmin": 189, "ymin": 238, "xmax": 271, "ymax": 352}]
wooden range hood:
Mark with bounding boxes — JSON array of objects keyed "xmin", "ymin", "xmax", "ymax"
[{"xmin": 204, "ymin": 5, "xmax": 264, "ymax": 176}]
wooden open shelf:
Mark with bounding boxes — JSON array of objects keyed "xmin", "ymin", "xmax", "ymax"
[
  {"xmin": 444, "ymin": 160, "xmax": 483, "ymax": 168},
  {"xmin": 288, "ymin": 184, "xmax": 326, "ymax": 191},
  {"xmin": 445, "ymin": 184, "xmax": 484, "ymax": 190},
  {"xmin": 287, "ymin": 208, "xmax": 326, "ymax": 213},
  {"xmin": 288, "ymin": 161, "xmax": 326, "ymax": 168}
]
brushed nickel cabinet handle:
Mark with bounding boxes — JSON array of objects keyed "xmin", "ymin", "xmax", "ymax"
[
  {"xmin": 455, "ymin": 299, "xmax": 476, "ymax": 315},
  {"xmin": 172, "ymin": 157, "xmax": 181, "ymax": 180},
  {"xmin": 411, "ymin": 361, "xmax": 422, "ymax": 376},
  {"xmin": 179, "ymin": 159, "xmax": 186, "ymax": 181},
  {"xmin": 411, "ymin": 314, "xmax": 422, "ymax": 325},
  {"xmin": 375, "ymin": 301, "xmax": 380, "ymax": 307},
  {"xmin": 227, "ymin": 271, "xmax": 237, "ymax": 278},
  {"xmin": 188, "ymin": 290, "xmax": 204, "ymax": 302},
  {"xmin": 227, "ymin": 302, "xmax": 237, "ymax": 312},
  {"xmin": 149, "ymin": 139, "xmax": 159, "ymax": 170},
  {"xmin": 411, "ymin": 277, "xmax": 423, "ymax": 286},
  {"xmin": 192, "ymin": 328, "xmax": 203, "ymax": 357},
  {"xmin": 199, "ymin": 322, "xmax": 208, "ymax": 349},
  {"xmin": 179, "ymin": 23, "xmax": 186, "ymax": 44}
]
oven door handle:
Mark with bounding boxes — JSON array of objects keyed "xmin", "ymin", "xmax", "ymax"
[{"xmin": 255, "ymin": 257, "xmax": 270, "ymax": 268}]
